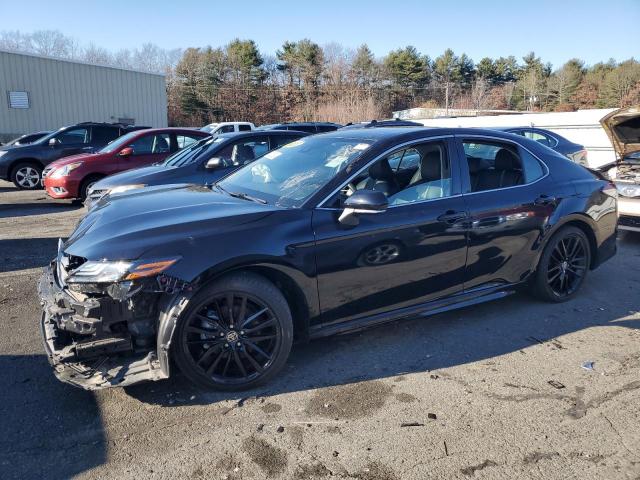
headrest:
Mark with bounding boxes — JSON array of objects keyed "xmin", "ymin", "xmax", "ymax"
[
  {"xmin": 494, "ymin": 149, "xmax": 520, "ymax": 170},
  {"xmin": 420, "ymin": 150, "xmax": 442, "ymax": 181},
  {"xmin": 468, "ymin": 157, "xmax": 486, "ymax": 174},
  {"xmin": 369, "ymin": 158, "xmax": 394, "ymax": 180}
]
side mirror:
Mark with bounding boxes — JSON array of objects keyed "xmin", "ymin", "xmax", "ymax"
[
  {"xmin": 338, "ymin": 189, "xmax": 388, "ymax": 225},
  {"xmin": 119, "ymin": 147, "xmax": 134, "ymax": 157},
  {"xmin": 205, "ymin": 157, "xmax": 223, "ymax": 170},
  {"xmin": 48, "ymin": 138, "xmax": 58, "ymax": 146}
]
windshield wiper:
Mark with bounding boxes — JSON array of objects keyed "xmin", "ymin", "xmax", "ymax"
[
  {"xmin": 227, "ymin": 190, "xmax": 267, "ymax": 204},
  {"xmin": 214, "ymin": 184, "xmax": 267, "ymax": 204}
]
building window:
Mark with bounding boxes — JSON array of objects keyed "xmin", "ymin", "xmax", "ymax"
[{"xmin": 8, "ymin": 91, "xmax": 29, "ymax": 109}]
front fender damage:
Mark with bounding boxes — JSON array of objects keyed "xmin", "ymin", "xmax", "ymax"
[{"xmin": 38, "ymin": 264, "xmax": 194, "ymax": 390}]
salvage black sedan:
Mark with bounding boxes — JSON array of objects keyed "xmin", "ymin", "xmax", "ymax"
[{"xmin": 39, "ymin": 128, "xmax": 617, "ymax": 390}]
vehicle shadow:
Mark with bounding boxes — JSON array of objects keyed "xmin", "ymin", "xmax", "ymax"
[
  {"xmin": 0, "ymin": 354, "xmax": 106, "ymax": 480},
  {"xmin": 0, "ymin": 201, "xmax": 82, "ymax": 219},
  {"xmin": 126, "ymin": 231, "xmax": 640, "ymax": 406},
  {"xmin": 125, "ymin": 250, "xmax": 640, "ymax": 407},
  {"xmin": 0, "ymin": 238, "xmax": 60, "ymax": 273}
]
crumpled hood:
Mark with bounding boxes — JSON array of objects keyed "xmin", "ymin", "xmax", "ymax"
[
  {"xmin": 600, "ymin": 105, "xmax": 640, "ymax": 160},
  {"xmin": 92, "ymin": 164, "xmax": 174, "ymax": 189},
  {"xmin": 64, "ymin": 185, "xmax": 278, "ymax": 261}
]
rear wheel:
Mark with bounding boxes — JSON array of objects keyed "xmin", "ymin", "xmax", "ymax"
[
  {"xmin": 11, "ymin": 162, "xmax": 42, "ymax": 189},
  {"xmin": 173, "ymin": 272, "xmax": 293, "ymax": 390},
  {"xmin": 531, "ymin": 226, "xmax": 591, "ymax": 302}
]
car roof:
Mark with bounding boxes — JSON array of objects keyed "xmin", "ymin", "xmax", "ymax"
[
  {"xmin": 131, "ymin": 127, "xmax": 210, "ymax": 134},
  {"xmin": 214, "ymin": 130, "xmax": 310, "ymax": 140},
  {"xmin": 489, "ymin": 126, "xmax": 552, "ymax": 132},
  {"xmin": 317, "ymin": 126, "xmax": 537, "ymax": 143}
]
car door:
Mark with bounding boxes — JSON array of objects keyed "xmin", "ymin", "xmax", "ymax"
[
  {"xmin": 456, "ymin": 135, "xmax": 559, "ymax": 291},
  {"xmin": 312, "ymin": 137, "xmax": 469, "ymax": 327},
  {"xmin": 121, "ymin": 133, "xmax": 172, "ymax": 170}
]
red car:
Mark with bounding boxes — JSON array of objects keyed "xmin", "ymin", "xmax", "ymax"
[{"xmin": 43, "ymin": 128, "xmax": 210, "ymax": 200}]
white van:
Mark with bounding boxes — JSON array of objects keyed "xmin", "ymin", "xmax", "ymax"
[{"xmin": 201, "ymin": 122, "xmax": 255, "ymax": 136}]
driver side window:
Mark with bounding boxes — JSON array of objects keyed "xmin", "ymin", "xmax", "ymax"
[{"xmin": 333, "ymin": 141, "xmax": 452, "ymax": 207}]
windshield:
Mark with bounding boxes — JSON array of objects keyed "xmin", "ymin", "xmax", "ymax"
[
  {"xmin": 218, "ymin": 136, "xmax": 373, "ymax": 207},
  {"xmin": 163, "ymin": 137, "xmax": 222, "ymax": 167},
  {"xmin": 98, "ymin": 131, "xmax": 140, "ymax": 153}
]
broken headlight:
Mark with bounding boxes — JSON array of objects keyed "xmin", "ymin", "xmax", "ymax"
[{"xmin": 66, "ymin": 258, "xmax": 179, "ymax": 285}]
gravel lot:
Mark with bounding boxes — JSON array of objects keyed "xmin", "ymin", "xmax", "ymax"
[{"xmin": 1, "ymin": 179, "xmax": 639, "ymax": 480}]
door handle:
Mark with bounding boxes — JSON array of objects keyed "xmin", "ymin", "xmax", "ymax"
[
  {"xmin": 534, "ymin": 195, "xmax": 557, "ymax": 206},
  {"xmin": 437, "ymin": 210, "xmax": 468, "ymax": 224}
]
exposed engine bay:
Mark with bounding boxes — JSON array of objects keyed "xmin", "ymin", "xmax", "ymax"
[{"xmin": 39, "ymin": 250, "xmax": 192, "ymax": 390}]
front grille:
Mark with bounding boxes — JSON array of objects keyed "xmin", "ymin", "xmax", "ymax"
[{"xmin": 619, "ymin": 215, "xmax": 640, "ymax": 229}]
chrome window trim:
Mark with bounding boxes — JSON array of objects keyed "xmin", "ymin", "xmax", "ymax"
[
  {"xmin": 316, "ymin": 133, "xmax": 550, "ymax": 209},
  {"xmin": 316, "ymin": 135, "xmax": 454, "ymax": 209}
]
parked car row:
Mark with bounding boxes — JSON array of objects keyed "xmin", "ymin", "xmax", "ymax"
[
  {"xmin": 38, "ymin": 122, "xmax": 618, "ymax": 392},
  {"xmin": 0, "ymin": 122, "xmax": 149, "ymax": 189}
]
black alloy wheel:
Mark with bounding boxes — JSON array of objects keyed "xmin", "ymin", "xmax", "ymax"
[
  {"xmin": 532, "ymin": 226, "xmax": 591, "ymax": 302},
  {"xmin": 174, "ymin": 272, "xmax": 293, "ymax": 390}
]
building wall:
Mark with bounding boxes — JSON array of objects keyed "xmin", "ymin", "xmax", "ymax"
[
  {"xmin": 0, "ymin": 50, "xmax": 167, "ymax": 142},
  {"xmin": 402, "ymin": 108, "xmax": 617, "ymax": 168}
]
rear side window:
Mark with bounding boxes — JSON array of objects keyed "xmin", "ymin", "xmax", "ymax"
[
  {"xmin": 524, "ymin": 130, "xmax": 558, "ymax": 148},
  {"xmin": 519, "ymin": 149, "xmax": 545, "ymax": 183},
  {"xmin": 238, "ymin": 124, "xmax": 252, "ymax": 132},
  {"xmin": 92, "ymin": 126, "xmax": 120, "ymax": 145},
  {"xmin": 463, "ymin": 140, "xmax": 544, "ymax": 192}
]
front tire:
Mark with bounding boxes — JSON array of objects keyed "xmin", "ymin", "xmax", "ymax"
[
  {"xmin": 531, "ymin": 226, "xmax": 591, "ymax": 302},
  {"xmin": 79, "ymin": 175, "xmax": 102, "ymax": 201},
  {"xmin": 11, "ymin": 162, "xmax": 42, "ymax": 189},
  {"xmin": 173, "ymin": 272, "xmax": 293, "ymax": 390}
]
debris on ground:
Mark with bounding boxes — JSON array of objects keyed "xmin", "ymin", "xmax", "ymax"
[
  {"xmin": 581, "ymin": 361, "xmax": 595, "ymax": 371},
  {"xmin": 548, "ymin": 380, "xmax": 566, "ymax": 389},
  {"xmin": 276, "ymin": 426, "xmax": 285, "ymax": 433},
  {"xmin": 400, "ymin": 422, "xmax": 424, "ymax": 427},
  {"xmin": 427, "ymin": 413, "xmax": 437, "ymax": 420}
]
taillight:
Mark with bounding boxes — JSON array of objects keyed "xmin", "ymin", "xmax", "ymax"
[{"xmin": 602, "ymin": 181, "xmax": 618, "ymax": 198}]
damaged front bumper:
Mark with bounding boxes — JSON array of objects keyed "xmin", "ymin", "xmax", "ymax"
[{"xmin": 38, "ymin": 265, "xmax": 168, "ymax": 390}]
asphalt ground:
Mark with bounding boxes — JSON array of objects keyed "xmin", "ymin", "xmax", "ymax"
[{"xmin": 0, "ymin": 179, "xmax": 639, "ymax": 479}]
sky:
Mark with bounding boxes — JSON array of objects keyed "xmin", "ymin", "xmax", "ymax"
[{"xmin": 2, "ymin": 0, "xmax": 639, "ymax": 68}]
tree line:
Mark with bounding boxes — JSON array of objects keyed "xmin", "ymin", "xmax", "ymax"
[{"xmin": 2, "ymin": 30, "xmax": 639, "ymax": 126}]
